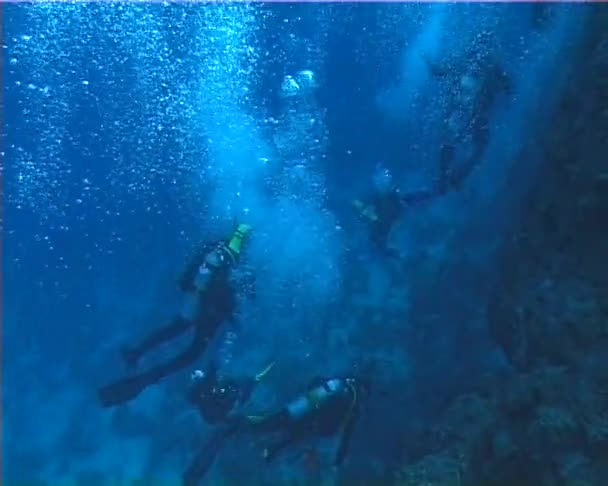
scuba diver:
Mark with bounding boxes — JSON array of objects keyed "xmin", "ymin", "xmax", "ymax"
[
  {"xmin": 247, "ymin": 376, "xmax": 364, "ymax": 464},
  {"xmin": 182, "ymin": 374, "xmax": 365, "ymax": 486},
  {"xmin": 97, "ymin": 224, "xmax": 252, "ymax": 408},
  {"xmin": 187, "ymin": 361, "xmax": 275, "ymax": 425},
  {"xmin": 352, "ymin": 165, "xmax": 452, "ymax": 257},
  {"xmin": 352, "ymin": 177, "xmax": 403, "ymax": 257},
  {"xmin": 353, "ymin": 35, "xmax": 512, "ymax": 256},
  {"xmin": 425, "ymin": 31, "xmax": 512, "ymax": 191}
]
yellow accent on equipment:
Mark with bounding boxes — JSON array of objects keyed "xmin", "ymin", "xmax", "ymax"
[
  {"xmin": 255, "ymin": 362, "xmax": 275, "ymax": 382},
  {"xmin": 246, "ymin": 414, "xmax": 267, "ymax": 424},
  {"xmin": 227, "ymin": 224, "xmax": 251, "ymax": 256},
  {"xmin": 352, "ymin": 199, "xmax": 379, "ymax": 222}
]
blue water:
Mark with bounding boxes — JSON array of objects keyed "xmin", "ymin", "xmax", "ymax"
[{"xmin": 1, "ymin": 2, "xmax": 593, "ymax": 484}]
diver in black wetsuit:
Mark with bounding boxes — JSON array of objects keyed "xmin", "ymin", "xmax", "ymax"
[
  {"xmin": 425, "ymin": 32, "xmax": 512, "ymax": 191},
  {"xmin": 353, "ymin": 36, "xmax": 511, "ymax": 256},
  {"xmin": 352, "ymin": 165, "xmax": 452, "ymax": 257},
  {"xmin": 248, "ymin": 376, "xmax": 364, "ymax": 464},
  {"xmin": 97, "ymin": 224, "xmax": 252, "ymax": 408},
  {"xmin": 182, "ymin": 375, "xmax": 365, "ymax": 486},
  {"xmin": 187, "ymin": 361, "xmax": 275, "ymax": 425},
  {"xmin": 352, "ymin": 187, "xmax": 404, "ymax": 257}
]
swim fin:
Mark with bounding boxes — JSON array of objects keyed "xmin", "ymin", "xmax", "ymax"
[
  {"xmin": 98, "ymin": 375, "xmax": 148, "ymax": 408},
  {"xmin": 183, "ymin": 426, "xmax": 235, "ymax": 486}
]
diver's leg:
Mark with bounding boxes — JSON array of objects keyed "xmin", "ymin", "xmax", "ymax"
[
  {"xmin": 99, "ymin": 323, "xmax": 212, "ymax": 408},
  {"xmin": 370, "ymin": 223, "xmax": 390, "ymax": 252},
  {"xmin": 122, "ymin": 316, "xmax": 193, "ymax": 367},
  {"xmin": 135, "ymin": 322, "xmax": 213, "ymax": 385},
  {"xmin": 401, "ymin": 188, "xmax": 439, "ymax": 206},
  {"xmin": 449, "ymin": 122, "xmax": 489, "ymax": 190},
  {"xmin": 438, "ymin": 143, "xmax": 456, "ymax": 193},
  {"xmin": 471, "ymin": 121, "xmax": 490, "ymax": 168},
  {"xmin": 263, "ymin": 430, "xmax": 300, "ymax": 462},
  {"xmin": 183, "ymin": 426, "xmax": 236, "ymax": 486}
]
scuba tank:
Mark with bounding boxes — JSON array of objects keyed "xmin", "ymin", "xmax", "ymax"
[{"xmin": 286, "ymin": 378, "xmax": 348, "ymax": 420}]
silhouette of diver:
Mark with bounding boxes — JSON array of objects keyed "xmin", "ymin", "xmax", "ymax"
[
  {"xmin": 182, "ymin": 375, "xmax": 365, "ymax": 486},
  {"xmin": 97, "ymin": 224, "xmax": 251, "ymax": 408},
  {"xmin": 353, "ymin": 35, "xmax": 512, "ymax": 256}
]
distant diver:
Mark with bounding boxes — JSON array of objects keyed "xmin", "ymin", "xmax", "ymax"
[
  {"xmin": 182, "ymin": 373, "xmax": 366, "ymax": 486},
  {"xmin": 353, "ymin": 34, "xmax": 512, "ymax": 256},
  {"xmin": 97, "ymin": 224, "xmax": 252, "ymax": 408},
  {"xmin": 425, "ymin": 31, "xmax": 512, "ymax": 191},
  {"xmin": 352, "ymin": 164, "xmax": 452, "ymax": 257},
  {"xmin": 352, "ymin": 167, "xmax": 405, "ymax": 258}
]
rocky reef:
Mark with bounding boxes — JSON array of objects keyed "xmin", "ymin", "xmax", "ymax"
[{"xmin": 396, "ymin": 12, "xmax": 608, "ymax": 486}]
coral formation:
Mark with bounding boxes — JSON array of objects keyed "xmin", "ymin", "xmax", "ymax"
[{"xmin": 396, "ymin": 14, "xmax": 608, "ymax": 485}]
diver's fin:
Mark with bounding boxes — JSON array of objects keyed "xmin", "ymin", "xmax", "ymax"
[
  {"xmin": 183, "ymin": 427, "xmax": 235, "ymax": 486},
  {"xmin": 98, "ymin": 376, "xmax": 148, "ymax": 408}
]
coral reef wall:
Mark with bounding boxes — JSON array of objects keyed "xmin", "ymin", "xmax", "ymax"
[{"xmin": 397, "ymin": 9, "xmax": 608, "ymax": 486}]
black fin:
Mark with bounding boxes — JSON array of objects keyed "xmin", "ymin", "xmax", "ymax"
[
  {"xmin": 183, "ymin": 426, "xmax": 236, "ymax": 486},
  {"xmin": 98, "ymin": 376, "xmax": 147, "ymax": 408}
]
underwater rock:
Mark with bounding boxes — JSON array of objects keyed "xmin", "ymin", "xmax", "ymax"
[
  {"xmin": 529, "ymin": 366, "xmax": 574, "ymax": 407},
  {"xmin": 397, "ymin": 449, "xmax": 466, "ymax": 486},
  {"xmin": 469, "ymin": 450, "xmax": 549, "ymax": 486},
  {"xmin": 400, "ymin": 17, "xmax": 608, "ymax": 484},
  {"xmin": 440, "ymin": 394, "xmax": 498, "ymax": 444},
  {"xmin": 583, "ymin": 413, "xmax": 608, "ymax": 456},
  {"xmin": 528, "ymin": 406, "xmax": 584, "ymax": 452},
  {"xmin": 490, "ymin": 429, "xmax": 517, "ymax": 460},
  {"xmin": 557, "ymin": 452, "xmax": 594, "ymax": 486},
  {"xmin": 498, "ymin": 373, "xmax": 538, "ymax": 418},
  {"xmin": 489, "ymin": 275, "xmax": 604, "ymax": 370}
]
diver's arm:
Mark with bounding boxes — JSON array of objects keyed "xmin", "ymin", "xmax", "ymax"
[
  {"xmin": 400, "ymin": 188, "xmax": 442, "ymax": 206},
  {"xmin": 178, "ymin": 242, "xmax": 215, "ymax": 292}
]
